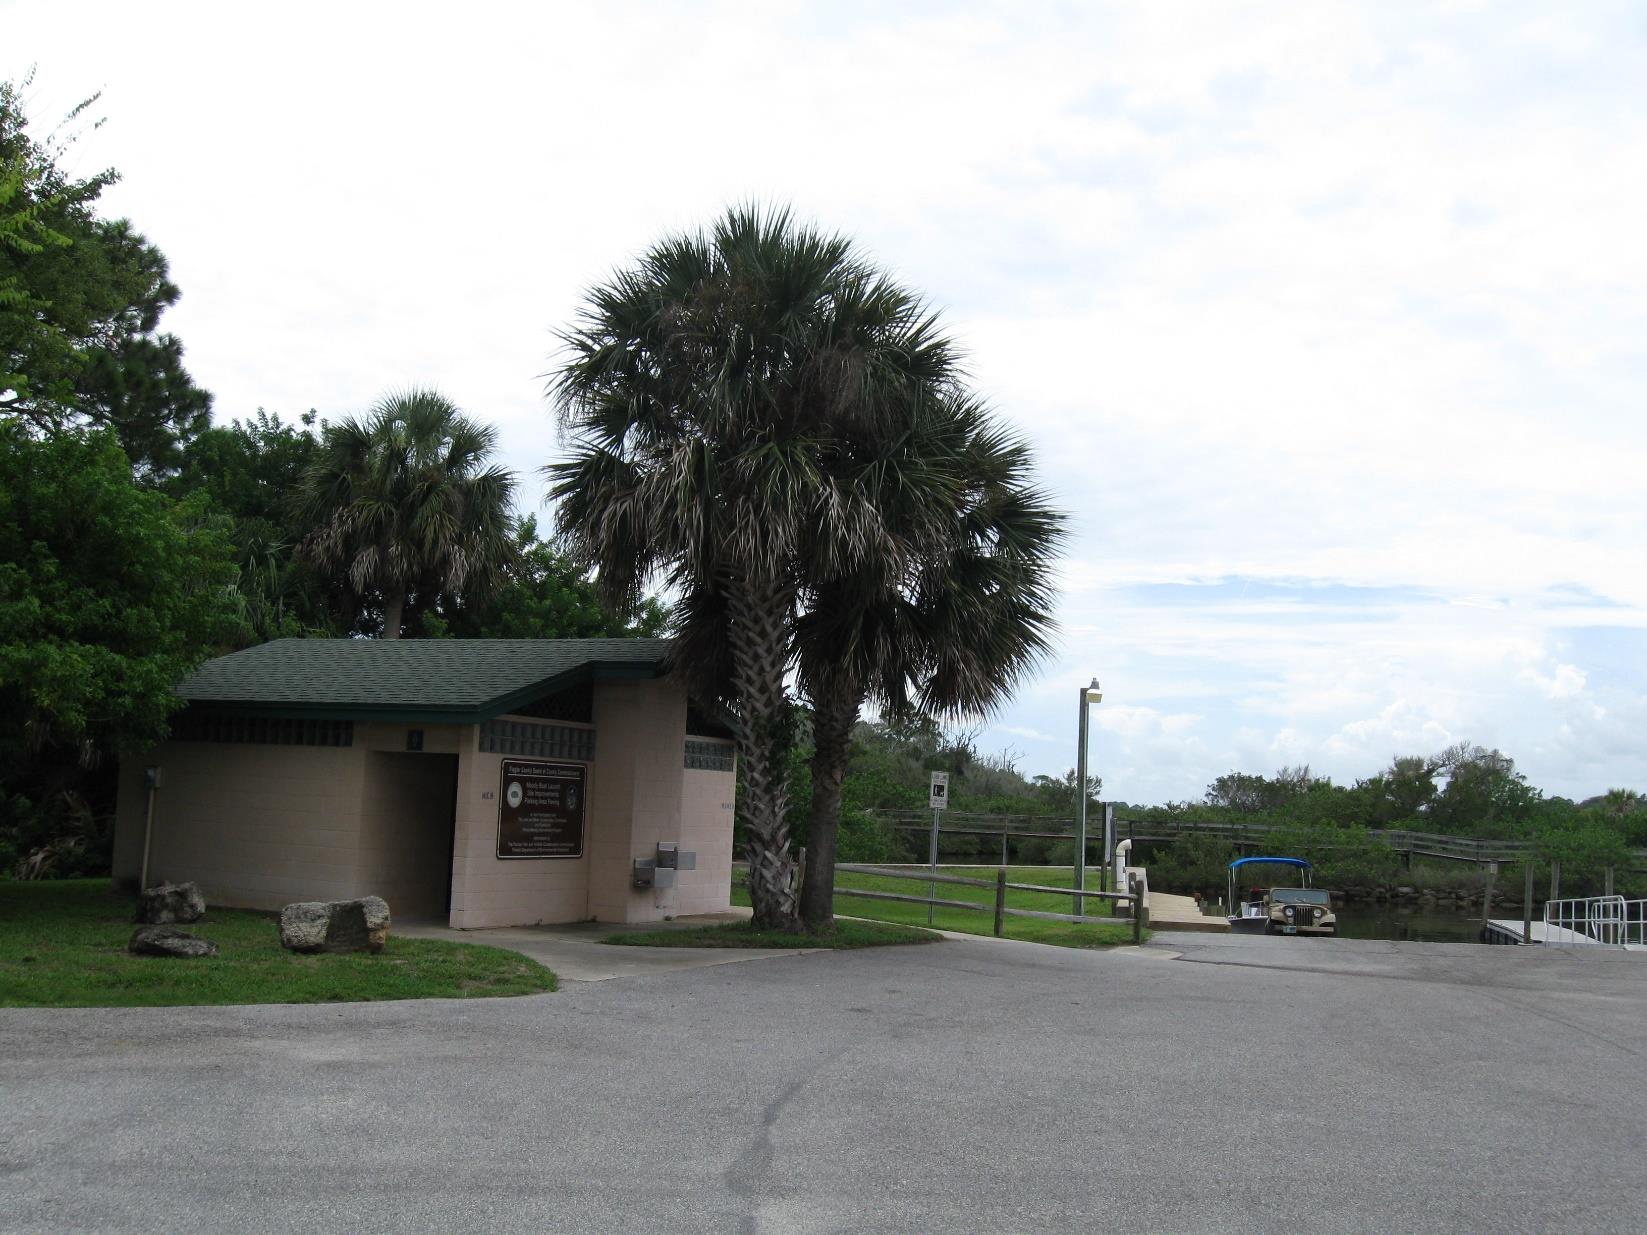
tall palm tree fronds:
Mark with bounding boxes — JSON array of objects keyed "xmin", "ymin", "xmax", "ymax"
[
  {"xmin": 549, "ymin": 206, "xmax": 971, "ymax": 930},
  {"xmin": 298, "ymin": 387, "xmax": 516, "ymax": 638},
  {"xmin": 794, "ymin": 401, "xmax": 1064, "ymax": 926}
]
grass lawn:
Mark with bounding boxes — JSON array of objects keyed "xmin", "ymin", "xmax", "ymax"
[
  {"xmin": 604, "ymin": 918, "xmax": 939, "ymax": 949},
  {"xmin": 0, "ymin": 879, "xmax": 557, "ymax": 1008},
  {"xmin": 735, "ymin": 864, "xmax": 1147, "ymax": 948}
]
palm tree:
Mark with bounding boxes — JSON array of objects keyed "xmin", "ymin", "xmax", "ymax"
[
  {"xmin": 795, "ymin": 399, "xmax": 1063, "ymax": 928},
  {"xmin": 549, "ymin": 206, "xmax": 964, "ymax": 930},
  {"xmin": 1600, "ymin": 788, "xmax": 1642, "ymax": 820},
  {"xmin": 298, "ymin": 388, "xmax": 516, "ymax": 638}
]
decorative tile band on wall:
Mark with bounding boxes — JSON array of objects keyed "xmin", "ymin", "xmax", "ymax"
[
  {"xmin": 172, "ymin": 714, "xmax": 355, "ymax": 747},
  {"xmin": 480, "ymin": 719, "xmax": 595, "ymax": 762},
  {"xmin": 684, "ymin": 739, "xmax": 735, "ymax": 772}
]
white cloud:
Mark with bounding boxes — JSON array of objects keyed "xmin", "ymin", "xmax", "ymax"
[
  {"xmin": 1521, "ymin": 662, "xmax": 1587, "ymax": 701},
  {"xmin": 993, "ymin": 726, "xmax": 1060, "ymax": 745}
]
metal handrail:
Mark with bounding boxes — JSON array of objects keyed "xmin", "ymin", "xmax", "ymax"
[
  {"xmin": 1543, "ymin": 895, "xmax": 1630, "ymax": 946},
  {"xmin": 1628, "ymin": 899, "xmax": 1647, "ymax": 947}
]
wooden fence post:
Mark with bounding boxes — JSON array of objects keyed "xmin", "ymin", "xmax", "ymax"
[
  {"xmin": 1550, "ymin": 859, "xmax": 1561, "ymax": 903},
  {"xmin": 993, "ymin": 868, "xmax": 1007, "ymax": 937},
  {"xmin": 1132, "ymin": 885, "xmax": 1143, "ymax": 946}
]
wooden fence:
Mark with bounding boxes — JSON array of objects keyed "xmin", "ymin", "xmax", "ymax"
[{"xmin": 833, "ymin": 862, "xmax": 1147, "ymax": 945}]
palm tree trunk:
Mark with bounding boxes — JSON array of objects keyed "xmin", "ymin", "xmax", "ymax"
[
  {"xmin": 382, "ymin": 591, "xmax": 406, "ymax": 640},
  {"xmin": 726, "ymin": 578, "xmax": 799, "ymax": 931},
  {"xmin": 800, "ymin": 683, "xmax": 859, "ymax": 930}
]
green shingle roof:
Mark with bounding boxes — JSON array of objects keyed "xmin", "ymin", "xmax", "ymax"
[{"xmin": 176, "ymin": 638, "xmax": 671, "ymax": 722}]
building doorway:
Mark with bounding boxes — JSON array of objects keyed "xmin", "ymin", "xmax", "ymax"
[{"xmin": 360, "ymin": 752, "xmax": 460, "ymax": 921}]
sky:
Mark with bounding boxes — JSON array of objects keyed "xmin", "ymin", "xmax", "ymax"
[{"xmin": 7, "ymin": 1, "xmax": 1646, "ymax": 805}]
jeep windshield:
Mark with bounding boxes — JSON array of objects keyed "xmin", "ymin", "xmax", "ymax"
[{"xmin": 1271, "ymin": 888, "xmax": 1330, "ymax": 906}]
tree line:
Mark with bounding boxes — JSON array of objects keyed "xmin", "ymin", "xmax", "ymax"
[{"xmin": 806, "ymin": 722, "xmax": 1644, "ymax": 892}]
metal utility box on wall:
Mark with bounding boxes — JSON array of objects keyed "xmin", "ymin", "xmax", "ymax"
[
  {"xmin": 635, "ymin": 842, "xmax": 695, "ymax": 888},
  {"xmin": 656, "ymin": 841, "xmax": 696, "ymax": 871},
  {"xmin": 632, "ymin": 858, "xmax": 676, "ymax": 889}
]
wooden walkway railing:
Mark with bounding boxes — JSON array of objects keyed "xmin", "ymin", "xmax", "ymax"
[{"xmin": 871, "ymin": 810, "xmax": 1647, "ymax": 867}]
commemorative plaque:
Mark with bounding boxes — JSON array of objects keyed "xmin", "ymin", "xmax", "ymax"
[{"xmin": 497, "ymin": 759, "xmax": 586, "ymax": 859}]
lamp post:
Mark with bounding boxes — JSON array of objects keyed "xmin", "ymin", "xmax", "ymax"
[{"xmin": 1074, "ymin": 678, "xmax": 1102, "ymax": 916}]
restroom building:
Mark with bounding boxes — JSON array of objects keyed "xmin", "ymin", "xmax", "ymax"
[{"xmin": 112, "ymin": 638, "xmax": 737, "ymax": 928}]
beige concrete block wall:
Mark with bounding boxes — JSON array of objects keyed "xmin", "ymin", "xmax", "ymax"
[
  {"xmin": 356, "ymin": 722, "xmax": 466, "ymax": 756},
  {"xmin": 677, "ymin": 755, "xmax": 736, "ymax": 916},
  {"xmin": 447, "ymin": 720, "xmax": 593, "ymax": 929},
  {"xmin": 443, "ymin": 684, "xmax": 734, "ymax": 927},
  {"xmin": 582, "ymin": 694, "xmax": 635, "ymax": 923},
  {"xmin": 114, "ymin": 740, "xmax": 366, "ymax": 910},
  {"xmin": 355, "ymin": 750, "xmax": 460, "ymax": 919},
  {"xmin": 586, "ymin": 678, "xmax": 688, "ymax": 924}
]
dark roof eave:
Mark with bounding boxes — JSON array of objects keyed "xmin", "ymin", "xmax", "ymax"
[{"xmin": 176, "ymin": 659, "xmax": 666, "ymax": 726}]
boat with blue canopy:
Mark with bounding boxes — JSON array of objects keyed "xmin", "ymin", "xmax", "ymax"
[{"xmin": 1227, "ymin": 856, "xmax": 1337, "ymax": 936}]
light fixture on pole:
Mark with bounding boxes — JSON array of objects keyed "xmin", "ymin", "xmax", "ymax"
[{"xmin": 1074, "ymin": 678, "xmax": 1102, "ymax": 916}]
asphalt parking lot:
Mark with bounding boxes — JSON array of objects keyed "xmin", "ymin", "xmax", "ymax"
[{"xmin": 4, "ymin": 931, "xmax": 1646, "ymax": 1234}]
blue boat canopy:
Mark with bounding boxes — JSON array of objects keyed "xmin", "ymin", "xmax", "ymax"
[{"xmin": 1228, "ymin": 856, "xmax": 1312, "ymax": 871}]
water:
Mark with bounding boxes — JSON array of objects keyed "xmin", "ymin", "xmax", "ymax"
[
  {"xmin": 1207, "ymin": 899, "xmax": 1490, "ymax": 943},
  {"xmin": 1330, "ymin": 904, "xmax": 1487, "ymax": 944}
]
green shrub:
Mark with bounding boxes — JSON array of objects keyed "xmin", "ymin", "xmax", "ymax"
[
  {"xmin": 836, "ymin": 807, "xmax": 900, "ymax": 863},
  {"xmin": 1259, "ymin": 821, "xmax": 1401, "ymax": 887},
  {"xmin": 1144, "ymin": 834, "xmax": 1238, "ymax": 895}
]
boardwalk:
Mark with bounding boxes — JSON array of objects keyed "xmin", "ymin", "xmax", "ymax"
[{"xmin": 878, "ymin": 809, "xmax": 1647, "ymax": 869}]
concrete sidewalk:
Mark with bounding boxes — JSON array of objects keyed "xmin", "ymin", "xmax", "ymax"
[{"xmin": 394, "ymin": 908, "xmax": 827, "ymax": 983}]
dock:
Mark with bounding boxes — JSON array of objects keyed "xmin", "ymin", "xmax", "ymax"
[
  {"xmin": 1482, "ymin": 919, "xmax": 1639, "ymax": 946},
  {"xmin": 1147, "ymin": 890, "xmax": 1230, "ymax": 933}
]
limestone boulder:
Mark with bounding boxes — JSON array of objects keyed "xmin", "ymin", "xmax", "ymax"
[
  {"xmin": 135, "ymin": 881, "xmax": 206, "ymax": 925},
  {"xmin": 279, "ymin": 896, "xmax": 391, "ymax": 954},
  {"xmin": 129, "ymin": 925, "xmax": 218, "ymax": 958}
]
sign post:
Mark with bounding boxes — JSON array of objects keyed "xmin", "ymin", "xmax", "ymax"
[
  {"xmin": 1074, "ymin": 679, "xmax": 1102, "ymax": 917},
  {"xmin": 928, "ymin": 772, "xmax": 949, "ymax": 926},
  {"xmin": 1102, "ymin": 802, "xmax": 1116, "ymax": 892}
]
